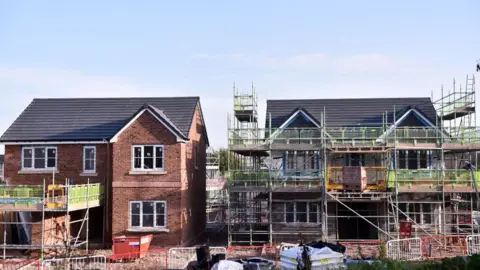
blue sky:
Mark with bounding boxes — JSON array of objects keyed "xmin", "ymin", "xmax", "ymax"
[{"xmin": 0, "ymin": 0, "xmax": 478, "ymax": 153}]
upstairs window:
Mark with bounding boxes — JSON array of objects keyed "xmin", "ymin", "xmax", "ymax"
[
  {"xmin": 22, "ymin": 146, "xmax": 57, "ymax": 170},
  {"xmin": 132, "ymin": 145, "xmax": 164, "ymax": 171},
  {"xmin": 83, "ymin": 146, "xmax": 96, "ymax": 173},
  {"xmin": 284, "ymin": 202, "xmax": 319, "ymax": 223}
]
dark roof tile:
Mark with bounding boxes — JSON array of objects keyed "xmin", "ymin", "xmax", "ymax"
[
  {"xmin": 0, "ymin": 97, "xmax": 202, "ymax": 142},
  {"xmin": 266, "ymin": 97, "xmax": 436, "ymax": 128}
]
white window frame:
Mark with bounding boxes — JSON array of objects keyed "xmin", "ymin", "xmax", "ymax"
[
  {"xmin": 131, "ymin": 145, "xmax": 165, "ymax": 171},
  {"xmin": 129, "ymin": 200, "xmax": 167, "ymax": 229},
  {"xmin": 284, "ymin": 202, "xmax": 319, "ymax": 224},
  {"xmin": 21, "ymin": 146, "xmax": 57, "ymax": 170},
  {"xmin": 83, "ymin": 146, "xmax": 96, "ymax": 173}
]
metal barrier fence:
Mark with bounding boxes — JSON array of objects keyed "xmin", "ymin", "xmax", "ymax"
[
  {"xmin": 421, "ymin": 235, "xmax": 467, "ymax": 259},
  {"xmin": 167, "ymin": 246, "xmax": 226, "ymax": 270},
  {"xmin": 338, "ymin": 240, "xmax": 384, "ymax": 259},
  {"xmin": 466, "ymin": 234, "xmax": 480, "ymax": 255},
  {"xmin": 42, "ymin": 255, "xmax": 107, "ymax": 269},
  {"xmin": 107, "ymin": 248, "xmax": 167, "ymax": 270},
  {"xmin": 386, "ymin": 237, "xmax": 422, "ymax": 261},
  {"xmin": 0, "ymin": 260, "xmax": 41, "ymax": 270}
]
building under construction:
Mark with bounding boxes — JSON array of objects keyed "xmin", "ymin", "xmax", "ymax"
[
  {"xmin": 227, "ymin": 75, "xmax": 479, "ymax": 246},
  {"xmin": 206, "ymin": 148, "xmax": 227, "ymax": 231}
]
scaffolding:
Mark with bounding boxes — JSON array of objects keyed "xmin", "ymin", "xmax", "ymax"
[
  {"xmin": 227, "ymin": 75, "xmax": 480, "ymax": 247},
  {"xmin": 206, "ymin": 148, "xmax": 227, "ymax": 231},
  {"xmin": 0, "ymin": 177, "xmax": 104, "ymax": 259}
]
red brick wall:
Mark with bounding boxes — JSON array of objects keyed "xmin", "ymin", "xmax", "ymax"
[
  {"xmin": 181, "ymin": 104, "xmax": 207, "ymax": 245},
  {"xmin": 111, "ymin": 111, "xmax": 184, "ymax": 246},
  {"xmin": 111, "ymin": 105, "xmax": 207, "ymax": 247},
  {"xmin": 4, "ymin": 144, "xmax": 109, "ymax": 185},
  {"xmin": 3, "ymin": 144, "xmax": 109, "ymax": 247}
]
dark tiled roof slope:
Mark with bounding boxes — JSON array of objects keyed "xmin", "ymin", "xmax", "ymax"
[
  {"xmin": 0, "ymin": 97, "xmax": 203, "ymax": 142},
  {"xmin": 266, "ymin": 97, "xmax": 437, "ymax": 128}
]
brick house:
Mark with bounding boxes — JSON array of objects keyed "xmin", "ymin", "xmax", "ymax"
[{"xmin": 0, "ymin": 97, "xmax": 209, "ymax": 247}]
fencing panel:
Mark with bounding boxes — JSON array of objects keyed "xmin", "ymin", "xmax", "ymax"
[
  {"xmin": 43, "ymin": 255, "xmax": 107, "ymax": 270},
  {"xmin": 168, "ymin": 246, "xmax": 226, "ymax": 270},
  {"xmin": 386, "ymin": 237, "xmax": 422, "ymax": 261},
  {"xmin": 466, "ymin": 234, "xmax": 480, "ymax": 255},
  {"xmin": 0, "ymin": 260, "xmax": 40, "ymax": 270},
  {"xmin": 108, "ymin": 248, "xmax": 167, "ymax": 270},
  {"xmin": 421, "ymin": 235, "xmax": 467, "ymax": 259},
  {"xmin": 226, "ymin": 246, "xmax": 278, "ymax": 263},
  {"xmin": 338, "ymin": 240, "xmax": 385, "ymax": 259}
]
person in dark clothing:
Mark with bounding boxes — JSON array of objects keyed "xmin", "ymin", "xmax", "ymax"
[{"xmin": 477, "ymin": 62, "xmax": 480, "ymax": 72}]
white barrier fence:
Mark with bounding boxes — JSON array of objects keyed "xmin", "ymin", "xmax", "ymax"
[
  {"xmin": 42, "ymin": 255, "xmax": 107, "ymax": 270},
  {"xmin": 386, "ymin": 237, "xmax": 422, "ymax": 261},
  {"xmin": 168, "ymin": 247, "xmax": 227, "ymax": 269},
  {"xmin": 466, "ymin": 234, "xmax": 480, "ymax": 255}
]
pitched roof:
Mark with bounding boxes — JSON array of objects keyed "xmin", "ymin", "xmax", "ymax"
[
  {"xmin": 266, "ymin": 97, "xmax": 437, "ymax": 128},
  {"xmin": 0, "ymin": 97, "xmax": 208, "ymax": 144}
]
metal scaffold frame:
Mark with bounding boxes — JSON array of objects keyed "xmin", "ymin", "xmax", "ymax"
[
  {"xmin": 0, "ymin": 176, "xmax": 104, "ymax": 260},
  {"xmin": 206, "ymin": 148, "xmax": 227, "ymax": 230},
  {"xmin": 227, "ymin": 75, "xmax": 480, "ymax": 247}
]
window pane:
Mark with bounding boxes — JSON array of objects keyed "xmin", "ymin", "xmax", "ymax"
[
  {"xmin": 286, "ymin": 202, "xmax": 294, "ymax": 222},
  {"xmin": 23, "ymin": 149, "xmax": 33, "ymax": 168},
  {"xmin": 34, "ymin": 148, "xmax": 46, "ymax": 169},
  {"xmin": 24, "ymin": 158, "xmax": 32, "ymax": 168},
  {"xmin": 23, "ymin": 149, "xmax": 32, "ymax": 158},
  {"xmin": 296, "ymin": 202, "xmax": 307, "ymax": 222},
  {"xmin": 85, "ymin": 160, "xmax": 94, "ymax": 171},
  {"xmin": 131, "ymin": 215, "xmax": 140, "ymax": 227},
  {"xmin": 144, "ymin": 146, "xmax": 154, "ymax": 169},
  {"xmin": 131, "ymin": 202, "xmax": 140, "ymax": 214},
  {"xmin": 85, "ymin": 148, "xmax": 94, "ymax": 159},
  {"xmin": 46, "ymin": 149, "xmax": 56, "ymax": 168},
  {"xmin": 142, "ymin": 215, "xmax": 154, "ymax": 227},
  {"xmin": 134, "ymin": 147, "xmax": 142, "ymax": 158},
  {"xmin": 156, "ymin": 202, "xmax": 165, "ymax": 215},
  {"xmin": 155, "ymin": 147, "xmax": 163, "ymax": 169},
  {"xmin": 309, "ymin": 203, "xmax": 318, "ymax": 223},
  {"xmin": 143, "ymin": 202, "xmax": 154, "ymax": 214},
  {"xmin": 47, "ymin": 148, "xmax": 56, "ymax": 159},
  {"xmin": 134, "ymin": 158, "xmax": 142, "ymax": 169},
  {"xmin": 156, "ymin": 214, "xmax": 165, "ymax": 227}
]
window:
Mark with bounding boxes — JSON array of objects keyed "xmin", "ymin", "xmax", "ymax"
[
  {"xmin": 83, "ymin": 146, "xmax": 96, "ymax": 173},
  {"xmin": 129, "ymin": 201, "xmax": 167, "ymax": 229},
  {"xmin": 397, "ymin": 150, "xmax": 429, "ymax": 170},
  {"xmin": 132, "ymin": 145, "xmax": 164, "ymax": 171},
  {"xmin": 22, "ymin": 146, "xmax": 57, "ymax": 170},
  {"xmin": 284, "ymin": 202, "xmax": 319, "ymax": 223}
]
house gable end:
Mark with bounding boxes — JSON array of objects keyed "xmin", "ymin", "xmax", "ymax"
[
  {"xmin": 269, "ymin": 108, "xmax": 321, "ymax": 139},
  {"xmin": 110, "ymin": 107, "xmax": 188, "ymax": 143}
]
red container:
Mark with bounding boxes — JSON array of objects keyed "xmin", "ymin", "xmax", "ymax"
[
  {"xmin": 112, "ymin": 234, "xmax": 153, "ymax": 260},
  {"xmin": 399, "ymin": 221, "xmax": 412, "ymax": 238}
]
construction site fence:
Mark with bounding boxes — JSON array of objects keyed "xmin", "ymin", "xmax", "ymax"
[
  {"xmin": 2, "ymin": 236, "xmax": 480, "ymax": 269},
  {"xmin": 43, "ymin": 255, "xmax": 107, "ymax": 269}
]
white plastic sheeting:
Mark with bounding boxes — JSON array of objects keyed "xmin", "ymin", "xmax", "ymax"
[
  {"xmin": 280, "ymin": 246, "xmax": 345, "ymax": 270},
  {"xmin": 211, "ymin": 260, "xmax": 244, "ymax": 270}
]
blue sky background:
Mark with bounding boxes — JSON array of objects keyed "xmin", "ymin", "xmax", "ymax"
[{"xmin": 0, "ymin": 0, "xmax": 479, "ymax": 153}]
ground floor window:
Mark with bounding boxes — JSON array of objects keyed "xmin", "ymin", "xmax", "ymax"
[
  {"xmin": 129, "ymin": 201, "xmax": 167, "ymax": 229},
  {"xmin": 284, "ymin": 201, "xmax": 319, "ymax": 223}
]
